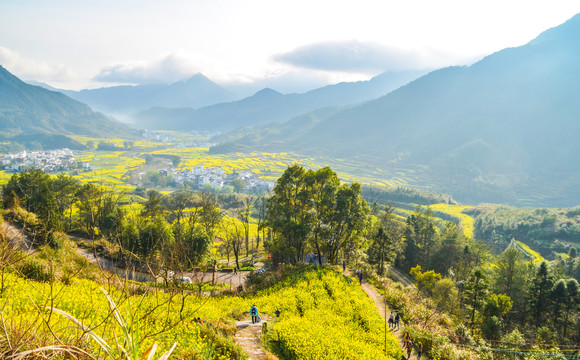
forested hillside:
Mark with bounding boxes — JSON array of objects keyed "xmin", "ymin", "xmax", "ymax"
[
  {"xmin": 472, "ymin": 205, "xmax": 580, "ymax": 258},
  {"xmin": 212, "ymin": 13, "xmax": 580, "ymax": 207},
  {"xmin": 0, "ymin": 66, "xmax": 134, "ymax": 142}
]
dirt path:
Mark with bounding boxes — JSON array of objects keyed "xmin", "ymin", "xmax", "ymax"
[
  {"xmin": 234, "ymin": 315, "xmax": 277, "ymax": 360},
  {"xmin": 386, "ymin": 265, "xmax": 415, "ymax": 288},
  {"xmin": 2, "ymin": 221, "xmax": 34, "ymax": 251},
  {"xmin": 347, "ymin": 269, "xmax": 418, "ymax": 360}
]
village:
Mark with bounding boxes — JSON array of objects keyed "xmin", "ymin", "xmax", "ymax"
[
  {"xmin": 0, "ymin": 148, "xmax": 92, "ymax": 173},
  {"xmin": 160, "ymin": 164, "xmax": 275, "ymax": 193}
]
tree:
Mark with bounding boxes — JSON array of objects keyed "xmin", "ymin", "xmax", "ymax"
[
  {"xmin": 551, "ymin": 279, "xmax": 568, "ymax": 333},
  {"xmin": 236, "ymin": 195, "xmax": 256, "ymax": 257},
  {"xmin": 138, "ymin": 216, "xmax": 173, "ymax": 258},
  {"xmin": 463, "ymin": 269, "xmax": 489, "ymax": 331},
  {"xmin": 76, "ymin": 183, "xmax": 103, "ymax": 240},
  {"xmin": 164, "ymin": 190, "xmax": 196, "ymax": 224},
  {"xmin": 265, "ymin": 165, "xmax": 312, "ymax": 264},
  {"xmin": 223, "ymin": 217, "xmax": 244, "ymax": 270},
  {"xmin": 492, "ymin": 247, "xmax": 531, "ymax": 324},
  {"xmin": 231, "ymin": 179, "xmax": 247, "ymax": 193},
  {"xmin": 322, "ymin": 182, "xmax": 369, "ymax": 264},
  {"xmin": 550, "ymin": 278, "xmax": 580, "ymax": 338},
  {"xmin": 429, "ymin": 222, "xmax": 465, "ymax": 276},
  {"xmin": 3, "ymin": 169, "xmax": 52, "ymax": 213},
  {"xmin": 432, "ymin": 277, "xmax": 460, "ymax": 315},
  {"xmin": 528, "ymin": 261, "xmax": 554, "ymax": 324},
  {"xmin": 254, "ymin": 195, "xmax": 268, "ymax": 254},
  {"xmin": 305, "ymin": 167, "xmax": 339, "ymax": 265},
  {"xmin": 410, "ymin": 265, "xmax": 442, "ymax": 294},
  {"xmin": 198, "ymin": 191, "xmax": 223, "ymax": 241},
  {"xmin": 563, "ymin": 278, "xmax": 580, "ymax": 339},
  {"xmin": 367, "ymin": 227, "xmax": 394, "ymax": 275},
  {"xmin": 51, "ymin": 174, "xmax": 81, "ymax": 232},
  {"xmin": 141, "ymin": 190, "xmax": 165, "ymax": 219},
  {"xmin": 403, "ymin": 207, "xmax": 437, "ymax": 270},
  {"xmin": 170, "ymin": 220, "xmax": 211, "ymax": 269}
]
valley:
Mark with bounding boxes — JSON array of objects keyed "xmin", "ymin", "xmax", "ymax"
[{"xmin": 2, "ymin": 7, "xmax": 580, "ymax": 359}]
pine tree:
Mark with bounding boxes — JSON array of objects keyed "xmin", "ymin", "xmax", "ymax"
[
  {"xmin": 463, "ymin": 269, "xmax": 489, "ymax": 331},
  {"xmin": 528, "ymin": 261, "xmax": 554, "ymax": 324}
]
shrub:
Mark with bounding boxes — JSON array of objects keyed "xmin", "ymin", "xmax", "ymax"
[{"xmin": 17, "ymin": 257, "xmax": 53, "ymax": 282}]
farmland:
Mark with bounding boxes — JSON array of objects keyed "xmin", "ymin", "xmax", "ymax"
[{"xmin": 0, "ymin": 133, "xmax": 432, "ymax": 193}]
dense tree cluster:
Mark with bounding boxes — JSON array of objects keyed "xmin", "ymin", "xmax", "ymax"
[
  {"xmin": 1, "ymin": 170, "xmax": 222, "ymax": 271},
  {"xmin": 264, "ymin": 165, "xmax": 369, "ymax": 265},
  {"xmin": 368, "ymin": 204, "xmax": 580, "ymax": 346}
]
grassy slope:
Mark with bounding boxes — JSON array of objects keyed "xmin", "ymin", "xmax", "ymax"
[{"xmin": 3, "ymin": 264, "xmax": 401, "ymax": 360}]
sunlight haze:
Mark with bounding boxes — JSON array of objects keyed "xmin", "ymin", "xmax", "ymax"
[{"xmin": 1, "ymin": 0, "xmax": 580, "ymax": 92}]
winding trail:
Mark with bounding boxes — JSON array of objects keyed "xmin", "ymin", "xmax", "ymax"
[
  {"xmin": 234, "ymin": 314, "xmax": 278, "ymax": 360},
  {"xmin": 348, "ymin": 269, "xmax": 418, "ymax": 360}
]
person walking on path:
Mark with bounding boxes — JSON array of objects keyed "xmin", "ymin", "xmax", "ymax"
[
  {"xmin": 416, "ymin": 341, "xmax": 423, "ymax": 359},
  {"xmin": 250, "ymin": 304, "xmax": 259, "ymax": 324},
  {"xmin": 342, "ymin": 260, "xmax": 346, "ymax": 272},
  {"xmin": 389, "ymin": 312, "xmax": 395, "ymax": 329},
  {"xmin": 356, "ymin": 268, "xmax": 363, "ymax": 284},
  {"xmin": 403, "ymin": 330, "xmax": 410, "ymax": 348},
  {"xmin": 395, "ymin": 312, "xmax": 400, "ymax": 330},
  {"xmin": 405, "ymin": 339, "xmax": 413, "ymax": 360}
]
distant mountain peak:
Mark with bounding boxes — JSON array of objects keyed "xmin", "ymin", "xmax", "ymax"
[
  {"xmin": 175, "ymin": 73, "xmax": 211, "ymax": 85},
  {"xmin": 253, "ymin": 88, "xmax": 282, "ymax": 97}
]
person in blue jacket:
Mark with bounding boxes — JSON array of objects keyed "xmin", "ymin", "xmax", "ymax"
[{"xmin": 250, "ymin": 304, "xmax": 259, "ymax": 324}]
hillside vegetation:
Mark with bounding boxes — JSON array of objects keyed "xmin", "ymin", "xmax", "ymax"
[
  {"xmin": 0, "ymin": 66, "xmax": 135, "ymax": 147},
  {"xmin": 211, "ymin": 13, "xmax": 580, "ymax": 207},
  {"xmin": 1, "ymin": 246, "xmax": 401, "ymax": 360},
  {"xmin": 472, "ymin": 205, "xmax": 580, "ymax": 258}
]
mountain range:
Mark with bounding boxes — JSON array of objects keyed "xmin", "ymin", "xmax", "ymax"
[
  {"xmin": 135, "ymin": 70, "xmax": 424, "ymax": 131},
  {"xmin": 4, "ymin": 13, "xmax": 580, "ymax": 207},
  {"xmin": 42, "ymin": 74, "xmax": 235, "ymax": 117},
  {"xmin": 212, "ymin": 13, "xmax": 580, "ymax": 207},
  {"xmin": 0, "ymin": 66, "xmax": 133, "ymax": 148}
]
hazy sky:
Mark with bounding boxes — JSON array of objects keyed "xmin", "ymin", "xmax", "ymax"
[{"xmin": 2, "ymin": 0, "xmax": 580, "ymax": 93}]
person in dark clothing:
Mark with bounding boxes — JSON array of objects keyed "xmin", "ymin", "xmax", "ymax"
[
  {"xmin": 356, "ymin": 268, "xmax": 363, "ymax": 284},
  {"xmin": 250, "ymin": 304, "xmax": 259, "ymax": 324},
  {"xmin": 275, "ymin": 308, "xmax": 281, "ymax": 318},
  {"xmin": 417, "ymin": 341, "xmax": 423, "ymax": 359},
  {"xmin": 395, "ymin": 312, "xmax": 400, "ymax": 330}
]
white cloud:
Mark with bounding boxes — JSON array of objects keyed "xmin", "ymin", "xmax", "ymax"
[
  {"xmin": 94, "ymin": 52, "xmax": 208, "ymax": 84},
  {"xmin": 273, "ymin": 40, "xmax": 477, "ymax": 73},
  {"xmin": 0, "ymin": 46, "xmax": 76, "ymax": 82}
]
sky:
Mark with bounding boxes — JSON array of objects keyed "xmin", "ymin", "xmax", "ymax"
[{"xmin": 1, "ymin": 0, "xmax": 580, "ymax": 94}]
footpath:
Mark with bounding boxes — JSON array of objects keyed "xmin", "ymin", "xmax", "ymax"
[
  {"xmin": 349, "ymin": 269, "xmax": 418, "ymax": 360},
  {"xmin": 234, "ymin": 314, "xmax": 278, "ymax": 360}
]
